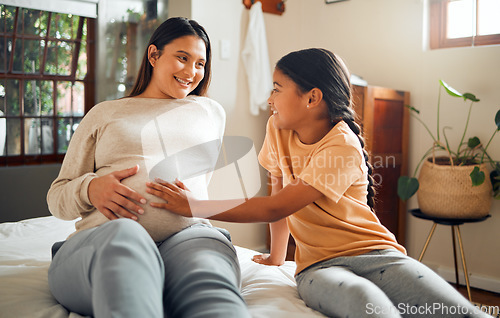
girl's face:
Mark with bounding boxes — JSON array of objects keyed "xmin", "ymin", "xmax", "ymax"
[
  {"xmin": 148, "ymin": 35, "xmax": 206, "ymax": 99},
  {"xmin": 268, "ymin": 69, "xmax": 309, "ymax": 130}
]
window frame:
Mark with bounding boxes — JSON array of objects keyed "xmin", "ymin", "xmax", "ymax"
[
  {"xmin": 0, "ymin": 6, "xmax": 96, "ymax": 166},
  {"xmin": 429, "ymin": 0, "xmax": 500, "ymax": 49}
]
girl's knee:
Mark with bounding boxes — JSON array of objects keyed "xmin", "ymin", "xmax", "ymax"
[{"xmin": 298, "ymin": 271, "xmax": 399, "ymax": 317}]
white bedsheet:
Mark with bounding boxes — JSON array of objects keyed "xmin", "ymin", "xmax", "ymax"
[{"xmin": 0, "ymin": 216, "xmax": 325, "ymax": 318}]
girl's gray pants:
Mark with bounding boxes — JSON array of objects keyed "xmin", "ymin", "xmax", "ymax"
[{"xmin": 296, "ymin": 249, "xmax": 491, "ymax": 318}]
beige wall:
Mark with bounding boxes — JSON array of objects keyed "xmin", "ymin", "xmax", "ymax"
[{"xmin": 182, "ymin": 0, "xmax": 500, "ymax": 291}]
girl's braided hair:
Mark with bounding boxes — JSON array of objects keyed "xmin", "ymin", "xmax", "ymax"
[{"xmin": 275, "ymin": 48, "xmax": 376, "ymax": 211}]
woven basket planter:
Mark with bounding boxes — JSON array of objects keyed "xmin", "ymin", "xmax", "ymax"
[{"xmin": 417, "ymin": 157, "xmax": 492, "ymax": 218}]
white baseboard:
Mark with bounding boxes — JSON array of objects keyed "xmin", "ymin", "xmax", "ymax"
[{"xmin": 424, "ymin": 261, "xmax": 500, "ymax": 294}]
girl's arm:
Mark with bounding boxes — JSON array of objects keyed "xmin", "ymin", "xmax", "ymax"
[
  {"xmin": 252, "ymin": 175, "xmax": 290, "ymax": 266},
  {"xmin": 146, "ymin": 175, "xmax": 324, "ymax": 223}
]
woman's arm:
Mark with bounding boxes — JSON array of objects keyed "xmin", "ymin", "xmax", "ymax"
[
  {"xmin": 47, "ymin": 112, "xmax": 101, "ymax": 220},
  {"xmin": 47, "ymin": 106, "xmax": 146, "ymax": 221},
  {"xmin": 252, "ymin": 175, "xmax": 290, "ymax": 266},
  {"xmin": 146, "ymin": 175, "xmax": 324, "ymax": 223}
]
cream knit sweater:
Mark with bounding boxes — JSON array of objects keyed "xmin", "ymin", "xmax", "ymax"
[{"xmin": 47, "ymin": 96, "xmax": 225, "ymax": 242}]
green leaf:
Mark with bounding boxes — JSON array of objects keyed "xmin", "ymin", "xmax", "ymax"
[
  {"xmin": 467, "ymin": 137, "xmax": 481, "ymax": 148},
  {"xmin": 470, "ymin": 166, "xmax": 485, "ymax": 186},
  {"xmin": 462, "ymin": 93, "xmax": 480, "ymax": 102},
  {"xmin": 440, "ymin": 80, "xmax": 463, "ymax": 98},
  {"xmin": 495, "ymin": 109, "xmax": 500, "ymax": 130},
  {"xmin": 397, "ymin": 176, "xmax": 419, "ymax": 200},
  {"xmin": 405, "ymin": 104, "xmax": 420, "ymax": 114}
]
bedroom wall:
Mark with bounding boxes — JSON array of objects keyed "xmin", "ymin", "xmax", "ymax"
[
  {"xmin": 0, "ymin": 164, "xmax": 60, "ymax": 222},
  {"xmin": 259, "ymin": 0, "xmax": 500, "ymax": 292}
]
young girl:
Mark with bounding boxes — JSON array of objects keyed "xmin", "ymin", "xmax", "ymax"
[
  {"xmin": 147, "ymin": 48, "xmax": 489, "ymax": 317},
  {"xmin": 47, "ymin": 17, "xmax": 250, "ymax": 318}
]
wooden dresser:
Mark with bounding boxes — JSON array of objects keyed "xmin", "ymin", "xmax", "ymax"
[{"xmin": 270, "ymin": 84, "xmax": 410, "ymax": 260}]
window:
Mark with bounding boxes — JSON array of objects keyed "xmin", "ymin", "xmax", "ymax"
[
  {"xmin": 0, "ymin": 5, "xmax": 95, "ymax": 165},
  {"xmin": 430, "ymin": 0, "xmax": 500, "ymax": 49}
]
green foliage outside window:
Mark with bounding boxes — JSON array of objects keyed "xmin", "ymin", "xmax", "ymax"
[{"xmin": 0, "ymin": 5, "xmax": 90, "ymax": 162}]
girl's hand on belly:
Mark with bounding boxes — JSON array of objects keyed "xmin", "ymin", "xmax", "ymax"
[
  {"xmin": 146, "ymin": 179, "xmax": 193, "ymax": 217},
  {"xmin": 88, "ymin": 165, "xmax": 147, "ymax": 220}
]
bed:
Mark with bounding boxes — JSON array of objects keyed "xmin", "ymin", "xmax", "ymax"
[{"xmin": 0, "ymin": 216, "xmax": 326, "ymax": 318}]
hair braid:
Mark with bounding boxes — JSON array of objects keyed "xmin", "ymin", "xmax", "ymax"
[{"xmin": 341, "ymin": 116, "xmax": 377, "ymax": 212}]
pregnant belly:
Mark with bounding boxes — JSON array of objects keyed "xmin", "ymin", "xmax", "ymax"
[{"xmin": 98, "ymin": 164, "xmax": 208, "ymax": 242}]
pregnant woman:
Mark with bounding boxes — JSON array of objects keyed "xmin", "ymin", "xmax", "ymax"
[{"xmin": 46, "ymin": 17, "xmax": 250, "ymax": 318}]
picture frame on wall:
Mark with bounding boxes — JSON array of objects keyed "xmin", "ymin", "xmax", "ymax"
[{"xmin": 325, "ymin": 0, "xmax": 349, "ymax": 3}]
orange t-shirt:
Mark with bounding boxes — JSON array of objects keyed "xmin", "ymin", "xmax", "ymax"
[{"xmin": 258, "ymin": 117, "xmax": 406, "ymax": 275}]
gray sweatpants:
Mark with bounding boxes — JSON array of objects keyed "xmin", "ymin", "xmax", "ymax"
[
  {"xmin": 48, "ymin": 219, "xmax": 250, "ymax": 318},
  {"xmin": 295, "ymin": 249, "xmax": 491, "ymax": 318}
]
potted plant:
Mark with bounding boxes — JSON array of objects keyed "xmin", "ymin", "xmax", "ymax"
[{"xmin": 398, "ymin": 80, "xmax": 500, "ymax": 218}]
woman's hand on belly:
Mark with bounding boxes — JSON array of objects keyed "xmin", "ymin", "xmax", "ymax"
[{"xmin": 88, "ymin": 165, "xmax": 147, "ymax": 220}]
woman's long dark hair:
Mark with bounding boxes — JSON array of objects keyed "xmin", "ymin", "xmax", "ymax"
[
  {"xmin": 128, "ymin": 17, "xmax": 212, "ymax": 97},
  {"xmin": 276, "ymin": 48, "xmax": 376, "ymax": 211}
]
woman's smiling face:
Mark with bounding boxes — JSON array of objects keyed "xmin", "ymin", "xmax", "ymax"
[{"xmin": 148, "ymin": 35, "xmax": 207, "ymax": 99}]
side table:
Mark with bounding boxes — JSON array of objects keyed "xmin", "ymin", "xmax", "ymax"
[{"xmin": 409, "ymin": 208, "xmax": 491, "ymax": 302}]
